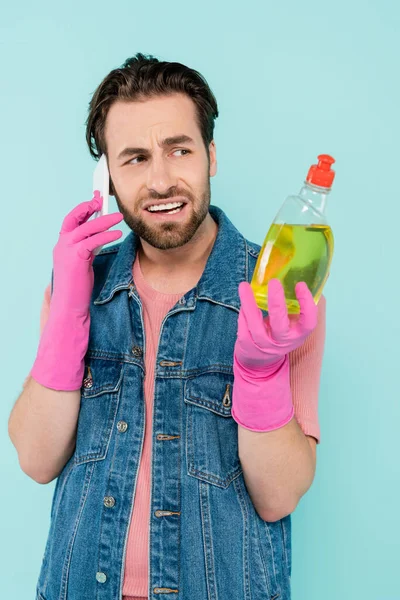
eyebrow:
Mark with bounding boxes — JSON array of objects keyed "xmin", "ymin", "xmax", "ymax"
[{"xmin": 117, "ymin": 135, "xmax": 195, "ymax": 161}]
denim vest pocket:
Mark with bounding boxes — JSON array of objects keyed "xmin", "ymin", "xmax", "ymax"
[
  {"xmin": 184, "ymin": 371, "xmax": 243, "ymax": 489},
  {"xmin": 74, "ymin": 358, "xmax": 124, "ymax": 465}
]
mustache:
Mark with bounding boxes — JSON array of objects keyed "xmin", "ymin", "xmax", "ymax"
[{"xmin": 143, "ymin": 189, "xmax": 193, "ymax": 202}]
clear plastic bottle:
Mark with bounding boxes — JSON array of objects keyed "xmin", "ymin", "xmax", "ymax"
[{"xmin": 251, "ymin": 154, "xmax": 335, "ymax": 314}]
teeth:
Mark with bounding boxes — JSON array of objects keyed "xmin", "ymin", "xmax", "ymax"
[{"xmin": 147, "ymin": 201, "xmax": 184, "ymax": 212}]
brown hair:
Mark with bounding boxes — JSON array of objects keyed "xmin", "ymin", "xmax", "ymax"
[{"xmin": 85, "ymin": 52, "xmax": 219, "ymax": 162}]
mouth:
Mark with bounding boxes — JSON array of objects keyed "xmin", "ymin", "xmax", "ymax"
[{"xmin": 143, "ymin": 198, "xmax": 189, "ymax": 220}]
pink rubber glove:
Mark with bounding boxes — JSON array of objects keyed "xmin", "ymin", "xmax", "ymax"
[
  {"xmin": 30, "ymin": 192, "xmax": 124, "ymax": 390},
  {"xmin": 231, "ymin": 278, "xmax": 318, "ymax": 432}
]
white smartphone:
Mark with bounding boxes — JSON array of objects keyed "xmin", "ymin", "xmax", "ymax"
[
  {"xmin": 50, "ymin": 156, "xmax": 111, "ymax": 294},
  {"xmin": 91, "ymin": 153, "xmax": 110, "ymax": 256}
]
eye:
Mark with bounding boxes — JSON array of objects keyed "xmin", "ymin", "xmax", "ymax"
[
  {"xmin": 128, "ymin": 155, "xmax": 146, "ymax": 165},
  {"xmin": 128, "ymin": 149, "xmax": 191, "ymax": 165}
]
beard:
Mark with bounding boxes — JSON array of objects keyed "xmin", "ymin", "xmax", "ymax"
[{"xmin": 112, "ymin": 178, "xmax": 211, "ymax": 251}]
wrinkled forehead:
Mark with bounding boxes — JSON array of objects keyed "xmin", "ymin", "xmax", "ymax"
[{"xmin": 104, "ymin": 93, "xmax": 202, "ymax": 156}]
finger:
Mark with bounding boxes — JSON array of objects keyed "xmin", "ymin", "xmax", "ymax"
[
  {"xmin": 78, "ymin": 229, "xmax": 123, "ymax": 260},
  {"xmin": 60, "ymin": 194, "xmax": 102, "ymax": 234},
  {"xmin": 294, "ymin": 282, "xmax": 318, "ymax": 335},
  {"xmin": 267, "ymin": 279, "xmax": 290, "ymax": 341},
  {"xmin": 236, "ymin": 301, "xmax": 250, "ymax": 342},
  {"xmin": 238, "ymin": 282, "xmax": 267, "ymax": 346},
  {"xmin": 71, "ymin": 211, "xmax": 124, "ymax": 243}
]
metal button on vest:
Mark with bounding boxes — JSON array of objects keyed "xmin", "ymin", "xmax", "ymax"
[
  {"xmin": 96, "ymin": 572, "xmax": 107, "ymax": 583},
  {"xmin": 131, "ymin": 345, "xmax": 143, "ymax": 357},
  {"xmin": 103, "ymin": 496, "xmax": 115, "ymax": 508},
  {"xmin": 83, "ymin": 366, "xmax": 93, "ymax": 389},
  {"xmin": 117, "ymin": 420, "xmax": 128, "ymax": 433}
]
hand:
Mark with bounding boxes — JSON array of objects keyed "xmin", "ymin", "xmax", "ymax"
[
  {"xmin": 51, "ymin": 192, "xmax": 124, "ymax": 316},
  {"xmin": 234, "ymin": 279, "xmax": 318, "ymax": 373},
  {"xmin": 231, "ymin": 278, "xmax": 318, "ymax": 432}
]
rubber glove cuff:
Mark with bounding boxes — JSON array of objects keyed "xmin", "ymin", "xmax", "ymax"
[{"xmin": 231, "ymin": 353, "xmax": 294, "ymax": 432}]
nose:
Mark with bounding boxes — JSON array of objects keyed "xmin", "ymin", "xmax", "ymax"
[{"xmin": 146, "ymin": 154, "xmax": 177, "ymax": 195}]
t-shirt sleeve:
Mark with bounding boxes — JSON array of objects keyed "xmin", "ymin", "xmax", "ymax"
[
  {"xmin": 288, "ymin": 294, "xmax": 326, "ymax": 444},
  {"xmin": 23, "ymin": 283, "xmax": 52, "ymax": 389}
]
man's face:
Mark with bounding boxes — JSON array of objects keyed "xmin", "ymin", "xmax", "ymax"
[{"xmin": 104, "ymin": 93, "xmax": 217, "ymax": 250}]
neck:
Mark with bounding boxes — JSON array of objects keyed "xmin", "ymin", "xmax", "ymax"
[{"xmin": 137, "ymin": 212, "xmax": 218, "ymax": 292}]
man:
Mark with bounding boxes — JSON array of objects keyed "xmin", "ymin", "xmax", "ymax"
[{"xmin": 9, "ymin": 53, "xmax": 325, "ymax": 600}]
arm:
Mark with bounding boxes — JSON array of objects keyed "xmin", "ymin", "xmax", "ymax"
[
  {"xmin": 238, "ymin": 421, "xmax": 317, "ymax": 522},
  {"xmin": 8, "ymin": 375, "xmax": 80, "ymax": 484},
  {"xmin": 9, "ymin": 197, "xmax": 123, "ymax": 483},
  {"xmin": 233, "ymin": 284, "xmax": 326, "ymax": 522},
  {"xmin": 8, "ymin": 285, "xmax": 80, "ymax": 484}
]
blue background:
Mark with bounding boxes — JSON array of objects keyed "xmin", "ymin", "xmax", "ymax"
[{"xmin": 2, "ymin": 0, "xmax": 399, "ymax": 598}]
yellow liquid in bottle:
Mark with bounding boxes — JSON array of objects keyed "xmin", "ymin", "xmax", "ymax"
[{"xmin": 251, "ymin": 223, "xmax": 334, "ymax": 314}]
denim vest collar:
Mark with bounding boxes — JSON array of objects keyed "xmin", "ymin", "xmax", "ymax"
[{"xmin": 94, "ymin": 204, "xmax": 249, "ymax": 311}]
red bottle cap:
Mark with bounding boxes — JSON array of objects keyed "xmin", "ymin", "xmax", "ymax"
[{"xmin": 306, "ymin": 154, "xmax": 336, "ymax": 188}]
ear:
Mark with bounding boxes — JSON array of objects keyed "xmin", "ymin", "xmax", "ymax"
[
  {"xmin": 109, "ymin": 178, "xmax": 115, "ymax": 196},
  {"xmin": 209, "ymin": 140, "xmax": 217, "ymax": 177}
]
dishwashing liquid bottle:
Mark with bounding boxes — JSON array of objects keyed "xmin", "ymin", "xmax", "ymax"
[{"xmin": 251, "ymin": 154, "xmax": 335, "ymax": 314}]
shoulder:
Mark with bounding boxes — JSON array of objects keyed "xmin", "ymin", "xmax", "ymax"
[
  {"xmin": 243, "ymin": 238, "xmax": 261, "ymax": 282},
  {"xmin": 95, "ymin": 240, "xmax": 122, "ymax": 262},
  {"xmin": 318, "ymin": 294, "xmax": 327, "ymax": 315},
  {"xmin": 316, "ymin": 294, "xmax": 327, "ymax": 334},
  {"xmin": 92, "ymin": 239, "xmax": 124, "ymax": 273},
  {"xmin": 245, "ymin": 238, "xmax": 261, "ymax": 257}
]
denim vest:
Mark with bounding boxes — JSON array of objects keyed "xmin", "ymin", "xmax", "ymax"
[{"xmin": 35, "ymin": 204, "xmax": 291, "ymax": 600}]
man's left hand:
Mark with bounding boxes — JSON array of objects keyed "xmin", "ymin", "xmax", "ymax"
[{"xmin": 234, "ymin": 278, "xmax": 318, "ymax": 373}]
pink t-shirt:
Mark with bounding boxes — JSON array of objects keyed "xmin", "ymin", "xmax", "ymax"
[
  {"xmin": 28, "ymin": 254, "xmax": 326, "ymax": 600},
  {"xmin": 122, "ymin": 255, "xmax": 186, "ymax": 600}
]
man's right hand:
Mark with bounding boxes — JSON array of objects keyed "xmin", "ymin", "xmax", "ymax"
[{"xmin": 51, "ymin": 192, "xmax": 124, "ymax": 315}]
